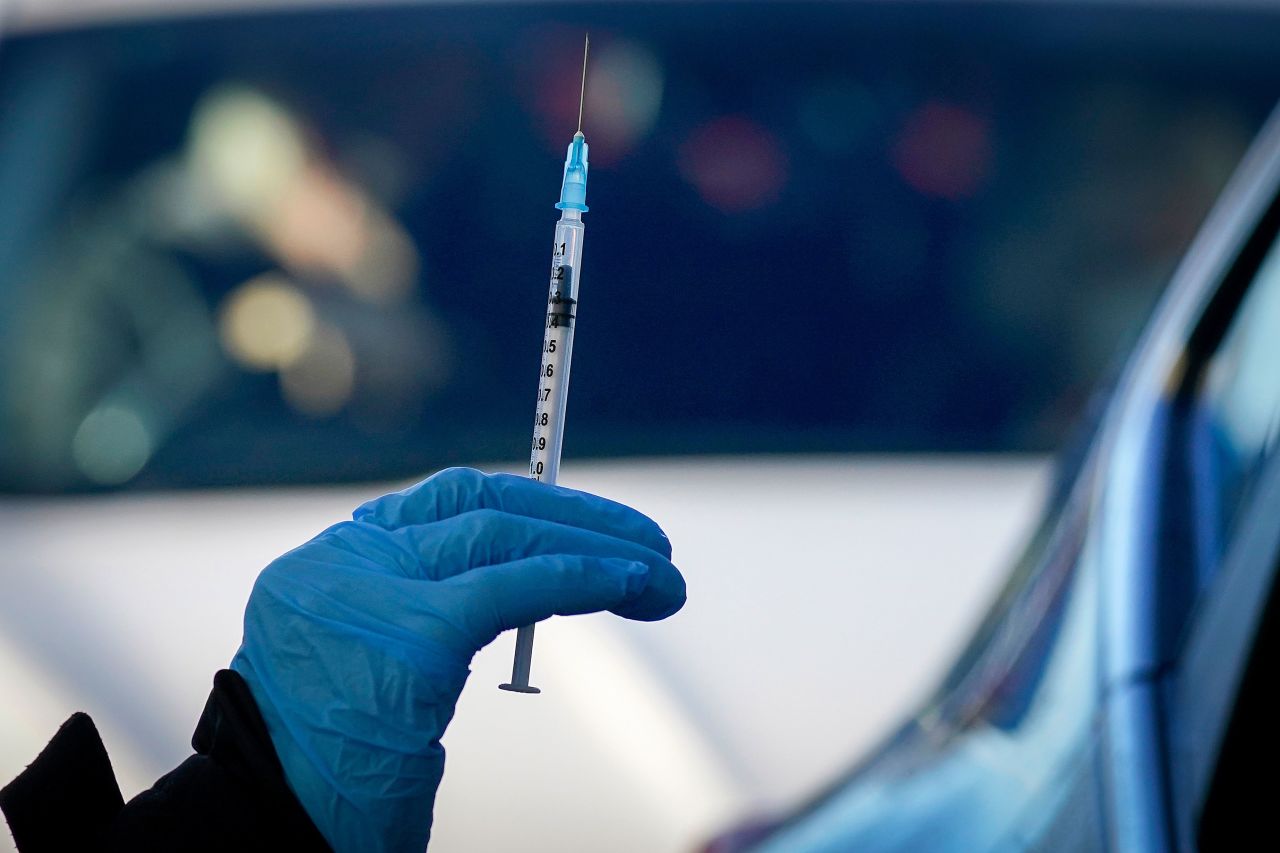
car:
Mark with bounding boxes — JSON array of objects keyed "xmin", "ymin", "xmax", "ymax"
[
  {"xmin": 1, "ymin": 3, "xmax": 1277, "ymax": 852},
  {"xmin": 729, "ymin": 102, "xmax": 1280, "ymax": 852}
]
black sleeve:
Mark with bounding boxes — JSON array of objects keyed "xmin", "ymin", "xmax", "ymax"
[{"xmin": 1, "ymin": 670, "xmax": 330, "ymax": 852}]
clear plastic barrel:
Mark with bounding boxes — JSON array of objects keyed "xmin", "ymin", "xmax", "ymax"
[{"xmin": 528, "ymin": 209, "xmax": 583, "ymax": 486}]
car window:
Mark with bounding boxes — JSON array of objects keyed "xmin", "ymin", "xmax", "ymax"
[
  {"xmin": 1168, "ymin": 201, "xmax": 1280, "ymax": 849},
  {"xmin": 1, "ymin": 4, "xmax": 1277, "ymax": 492},
  {"xmin": 1189, "ymin": 236, "xmax": 1280, "ymax": 587}
]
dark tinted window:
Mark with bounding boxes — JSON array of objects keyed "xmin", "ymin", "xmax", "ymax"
[
  {"xmin": 1196, "ymin": 549, "xmax": 1279, "ymax": 848},
  {"xmin": 1189, "ymin": 235, "xmax": 1280, "ymax": 586},
  {"xmin": 1, "ymin": 3, "xmax": 1277, "ymax": 491}
]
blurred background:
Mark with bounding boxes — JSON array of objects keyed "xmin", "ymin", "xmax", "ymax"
[{"xmin": 0, "ymin": 1, "xmax": 1277, "ymax": 851}]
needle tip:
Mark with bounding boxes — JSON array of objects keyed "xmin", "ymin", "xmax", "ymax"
[{"xmin": 577, "ymin": 33, "xmax": 590, "ymax": 135}]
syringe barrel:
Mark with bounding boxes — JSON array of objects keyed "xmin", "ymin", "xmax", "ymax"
[{"xmin": 530, "ymin": 210, "xmax": 584, "ymax": 486}]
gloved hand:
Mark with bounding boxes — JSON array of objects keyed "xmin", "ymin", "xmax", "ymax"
[{"xmin": 230, "ymin": 467, "xmax": 685, "ymax": 853}]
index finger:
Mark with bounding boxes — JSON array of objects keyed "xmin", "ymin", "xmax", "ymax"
[{"xmin": 353, "ymin": 467, "xmax": 672, "ymax": 560}]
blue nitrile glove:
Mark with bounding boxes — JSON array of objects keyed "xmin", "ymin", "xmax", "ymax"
[{"xmin": 230, "ymin": 467, "xmax": 685, "ymax": 853}]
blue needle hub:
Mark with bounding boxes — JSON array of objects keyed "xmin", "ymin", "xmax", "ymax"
[{"xmin": 555, "ymin": 132, "xmax": 589, "ymax": 212}]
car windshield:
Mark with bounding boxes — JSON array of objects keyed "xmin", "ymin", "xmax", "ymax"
[{"xmin": 1, "ymin": 2, "xmax": 1277, "ymax": 492}]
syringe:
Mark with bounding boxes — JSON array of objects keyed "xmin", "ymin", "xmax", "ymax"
[{"xmin": 500, "ymin": 35, "xmax": 591, "ymax": 694}]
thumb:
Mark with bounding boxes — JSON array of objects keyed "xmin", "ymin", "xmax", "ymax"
[{"xmin": 442, "ymin": 555, "xmax": 651, "ymax": 648}]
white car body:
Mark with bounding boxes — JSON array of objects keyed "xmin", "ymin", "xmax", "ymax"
[{"xmin": 0, "ymin": 455, "xmax": 1047, "ymax": 852}]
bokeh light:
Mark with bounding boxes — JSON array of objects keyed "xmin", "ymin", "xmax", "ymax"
[
  {"xmin": 891, "ymin": 101, "xmax": 992, "ymax": 200},
  {"xmin": 218, "ymin": 274, "xmax": 315, "ymax": 371},
  {"xmin": 585, "ymin": 39, "xmax": 664, "ymax": 162},
  {"xmin": 280, "ymin": 322, "xmax": 357, "ymax": 417},
  {"xmin": 71, "ymin": 403, "xmax": 153, "ymax": 485},
  {"xmin": 338, "ymin": 208, "xmax": 419, "ymax": 305},
  {"xmin": 188, "ymin": 86, "xmax": 306, "ymax": 221},
  {"xmin": 679, "ymin": 116, "xmax": 789, "ymax": 213}
]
